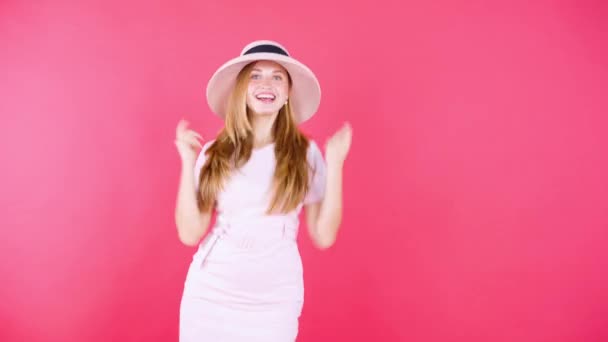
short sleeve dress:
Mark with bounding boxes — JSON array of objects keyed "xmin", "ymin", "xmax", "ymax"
[{"xmin": 179, "ymin": 140, "xmax": 327, "ymax": 342}]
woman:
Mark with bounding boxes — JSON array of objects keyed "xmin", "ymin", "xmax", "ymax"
[{"xmin": 174, "ymin": 40, "xmax": 352, "ymax": 341}]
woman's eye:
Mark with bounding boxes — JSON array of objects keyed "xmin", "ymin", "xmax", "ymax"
[
  {"xmin": 251, "ymin": 74, "xmax": 260, "ymax": 79},
  {"xmin": 273, "ymin": 75, "xmax": 283, "ymax": 81}
]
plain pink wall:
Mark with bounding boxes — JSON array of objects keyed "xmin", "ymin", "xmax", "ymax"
[{"xmin": 2, "ymin": 1, "xmax": 607, "ymax": 341}]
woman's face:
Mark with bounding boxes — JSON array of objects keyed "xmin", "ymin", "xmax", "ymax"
[{"xmin": 246, "ymin": 60, "xmax": 290, "ymax": 117}]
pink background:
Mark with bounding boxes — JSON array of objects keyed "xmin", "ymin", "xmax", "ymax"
[{"xmin": 2, "ymin": 1, "xmax": 607, "ymax": 341}]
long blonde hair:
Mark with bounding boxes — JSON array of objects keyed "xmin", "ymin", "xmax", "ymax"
[{"xmin": 197, "ymin": 62, "xmax": 311, "ymax": 214}]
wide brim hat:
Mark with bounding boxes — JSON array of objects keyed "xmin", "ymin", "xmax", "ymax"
[{"xmin": 205, "ymin": 40, "xmax": 321, "ymax": 124}]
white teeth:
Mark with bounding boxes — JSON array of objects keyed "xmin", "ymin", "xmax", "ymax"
[{"xmin": 256, "ymin": 94, "xmax": 275, "ymax": 100}]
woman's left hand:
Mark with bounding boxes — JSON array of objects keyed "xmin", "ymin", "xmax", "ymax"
[{"xmin": 325, "ymin": 122, "xmax": 353, "ymax": 167}]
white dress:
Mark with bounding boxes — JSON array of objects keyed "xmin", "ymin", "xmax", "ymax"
[{"xmin": 179, "ymin": 140, "xmax": 327, "ymax": 342}]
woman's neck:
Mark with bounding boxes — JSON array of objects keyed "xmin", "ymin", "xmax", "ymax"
[{"xmin": 250, "ymin": 113, "xmax": 277, "ymax": 148}]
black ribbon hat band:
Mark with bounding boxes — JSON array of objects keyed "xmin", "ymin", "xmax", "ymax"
[{"xmin": 242, "ymin": 44, "xmax": 289, "ymax": 56}]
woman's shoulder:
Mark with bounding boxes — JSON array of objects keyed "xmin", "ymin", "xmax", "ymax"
[
  {"xmin": 307, "ymin": 138, "xmax": 323, "ymax": 156},
  {"xmin": 200, "ymin": 139, "xmax": 217, "ymax": 156},
  {"xmin": 203, "ymin": 138, "xmax": 216, "ymax": 150},
  {"xmin": 306, "ymin": 138, "xmax": 326, "ymax": 167},
  {"xmin": 195, "ymin": 139, "xmax": 216, "ymax": 168}
]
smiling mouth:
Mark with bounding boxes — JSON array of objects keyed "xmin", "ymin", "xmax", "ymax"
[{"xmin": 255, "ymin": 93, "xmax": 276, "ymax": 103}]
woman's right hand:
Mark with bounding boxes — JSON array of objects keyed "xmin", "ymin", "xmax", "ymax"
[{"xmin": 175, "ymin": 119, "xmax": 203, "ymax": 165}]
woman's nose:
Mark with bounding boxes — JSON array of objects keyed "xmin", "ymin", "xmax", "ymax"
[{"xmin": 261, "ymin": 76, "xmax": 273, "ymax": 85}]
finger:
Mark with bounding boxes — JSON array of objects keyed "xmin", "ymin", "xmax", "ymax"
[
  {"xmin": 335, "ymin": 129, "xmax": 348, "ymax": 140},
  {"xmin": 343, "ymin": 127, "xmax": 352, "ymax": 140},
  {"xmin": 333, "ymin": 123, "xmax": 350, "ymax": 137},
  {"xmin": 177, "ymin": 119, "xmax": 189, "ymax": 130},
  {"xmin": 189, "ymin": 131, "xmax": 203, "ymax": 140},
  {"xmin": 183, "ymin": 135, "xmax": 203, "ymax": 149},
  {"xmin": 176, "ymin": 119, "xmax": 189, "ymax": 135},
  {"xmin": 341, "ymin": 122, "xmax": 352, "ymax": 134},
  {"xmin": 185, "ymin": 130, "xmax": 204, "ymax": 143}
]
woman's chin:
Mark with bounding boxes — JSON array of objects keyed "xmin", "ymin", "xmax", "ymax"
[{"xmin": 248, "ymin": 106, "xmax": 281, "ymax": 117}]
